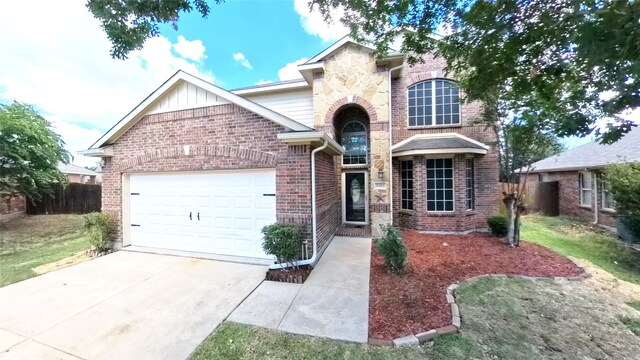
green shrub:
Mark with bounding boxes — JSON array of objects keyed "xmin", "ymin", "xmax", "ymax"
[
  {"xmin": 375, "ymin": 224, "xmax": 408, "ymax": 274},
  {"xmin": 83, "ymin": 212, "xmax": 113, "ymax": 251},
  {"xmin": 487, "ymin": 215, "xmax": 509, "ymax": 237},
  {"xmin": 607, "ymin": 163, "xmax": 640, "ymax": 240},
  {"xmin": 261, "ymin": 223, "xmax": 304, "ymax": 269}
]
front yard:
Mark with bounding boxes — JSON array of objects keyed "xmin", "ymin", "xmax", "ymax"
[
  {"xmin": 0, "ymin": 214, "xmax": 91, "ymax": 287},
  {"xmin": 191, "ymin": 215, "xmax": 640, "ymax": 359}
]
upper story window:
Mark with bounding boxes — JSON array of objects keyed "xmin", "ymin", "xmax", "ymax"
[
  {"xmin": 408, "ymin": 80, "xmax": 460, "ymax": 127},
  {"xmin": 341, "ymin": 121, "xmax": 367, "ymax": 165}
]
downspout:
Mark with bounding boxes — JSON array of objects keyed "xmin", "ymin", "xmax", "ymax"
[
  {"xmin": 269, "ymin": 139, "xmax": 329, "ymax": 269},
  {"xmin": 388, "ymin": 62, "xmax": 405, "ymax": 224},
  {"xmin": 592, "ymin": 171, "xmax": 599, "ymax": 225}
]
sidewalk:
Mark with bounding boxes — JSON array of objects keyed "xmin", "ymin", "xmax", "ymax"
[{"xmin": 228, "ymin": 236, "xmax": 371, "ymax": 343}]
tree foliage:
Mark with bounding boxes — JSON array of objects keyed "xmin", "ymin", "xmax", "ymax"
[
  {"xmin": 0, "ymin": 102, "xmax": 70, "ymax": 201},
  {"xmin": 313, "ymin": 0, "xmax": 639, "ymax": 143},
  {"xmin": 86, "ymin": 0, "xmax": 218, "ymax": 59},
  {"xmin": 499, "ymin": 117, "xmax": 563, "ymax": 183},
  {"xmin": 606, "ymin": 162, "xmax": 640, "ymax": 240}
]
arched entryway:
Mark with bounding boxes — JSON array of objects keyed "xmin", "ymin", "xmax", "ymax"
[{"xmin": 333, "ymin": 105, "xmax": 370, "ymax": 224}]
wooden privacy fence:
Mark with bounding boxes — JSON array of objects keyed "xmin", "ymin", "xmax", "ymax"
[
  {"xmin": 498, "ymin": 181, "xmax": 559, "ymax": 216},
  {"xmin": 27, "ymin": 183, "xmax": 102, "ymax": 215}
]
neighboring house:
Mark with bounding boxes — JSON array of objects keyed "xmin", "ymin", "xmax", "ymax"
[
  {"xmin": 525, "ymin": 126, "xmax": 640, "ymax": 229},
  {"xmin": 81, "ymin": 36, "xmax": 499, "ymax": 264},
  {"xmin": 58, "ymin": 163, "xmax": 100, "ymax": 184},
  {"xmin": 0, "ymin": 195, "xmax": 26, "ymax": 222}
]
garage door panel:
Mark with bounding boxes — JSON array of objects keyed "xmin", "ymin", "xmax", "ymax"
[{"xmin": 129, "ymin": 170, "xmax": 276, "ymax": 260}]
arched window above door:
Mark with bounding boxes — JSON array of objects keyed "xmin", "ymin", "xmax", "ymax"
[{"xmin": 341, "ymin": 121, "xmax": 367, "ymax": 165}]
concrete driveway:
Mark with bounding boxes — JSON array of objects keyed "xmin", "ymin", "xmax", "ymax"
[{"xmin": 0, "ymin": 251, "xmax": 266, "ymax": 360}]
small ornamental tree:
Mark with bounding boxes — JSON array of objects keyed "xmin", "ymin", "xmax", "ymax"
[
  {"xmin": 375, "ymin": 224, "xmax": 408, "ymax": 274},
  {"xmin": 498, "ymin": 117, "xmax": 563, "ymax": 247},
  {"xmin": 0, "ymin": 102, "xmax": 70, "ymax": 202},
  {"xmin": 261, "ymin": 223, "xmax": 304, "ymax": 270},
  {"xmin": 606, "ymin": 162, "xmax": 640, "ymax": 239}
]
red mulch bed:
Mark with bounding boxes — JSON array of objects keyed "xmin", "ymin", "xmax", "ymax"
[{"xmin": 369, "ymin": 230, "xmax": 584, "ymax": 340}]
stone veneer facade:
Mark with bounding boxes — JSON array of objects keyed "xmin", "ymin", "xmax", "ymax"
[
  {"xmin": 99, "ymin": 42, "xmax": 501, "ymax": 258},
  {"xmin": 312, "ymin": 45, "xmax": 499, "ymax": 235}
]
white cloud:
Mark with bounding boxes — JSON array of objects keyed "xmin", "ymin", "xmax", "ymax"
[
  {"xmin": 277, "ymin": 58, "xmax": 308, "ymax": 81},
  {"xmin": 255, "ymin": 80, "xmax": 274, "ymax": 85},
  {"xmin": 293, "ymin": 0, "xmax": 348, "ymax": 42},
  {"xmin": 0, "ymin": 0, "xmax": 215, "ymax": 166},
  {"xmin": 173, "ymin": 35, "xmax": 206, "ymax": 61},
  {"xmin": 233, "ymin": 52, "xmax": 253, "ymax": 69}
]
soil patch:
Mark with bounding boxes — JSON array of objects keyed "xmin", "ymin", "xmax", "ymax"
[
  {"xmin": 266, "ymin": 265, "xmax": 312, "ymax": 284},
  {"xmin": 369, "ymin": 230, "xmax": 584, "ymax": 340},
  {"xmin": 33, "ymin": 251, "xmax": 89, "ymax": 275}
]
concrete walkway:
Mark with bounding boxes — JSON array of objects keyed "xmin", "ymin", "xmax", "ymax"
[
  {"xmin": 228, "ymin": 236, "xmax": 372, "ymax": 343},
  {"xmin": 0, "ymin": 252, "xmax": 265, "ymax": 360}
]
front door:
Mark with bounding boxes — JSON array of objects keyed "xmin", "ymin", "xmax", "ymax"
[{"xmin": 343, "ymin": 171, "xmax": 368, "ymax": 224}]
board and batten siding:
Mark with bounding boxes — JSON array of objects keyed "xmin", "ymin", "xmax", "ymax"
[
  {"xmin": 144, "ymin": 80, "xmax": 314, "ymax": 128},
  {"xmin": 243, "ymin": 89, "xmax": 314, "ymax": 128},
  {"xmin": 147, "ymin": 81, "xmax": 229, "ymax": 114}
]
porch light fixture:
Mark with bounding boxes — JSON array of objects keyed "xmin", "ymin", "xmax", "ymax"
[{"xmin": 378, "ymin": 169, "xmax": 384, "ymax": 180}]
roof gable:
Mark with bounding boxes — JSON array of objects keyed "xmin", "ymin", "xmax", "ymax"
[
  {"xmin": 88, "ymin": 71, "xmax": 311, "ymax": 149},
  {"xmin": 528, "ymin": 126, "xmax": 640, "ymax": 172},
  {"xmin": 58, "ymin": 163, "xmax": 98, "ymax": 176},
  {"xmin": 305, "ymin": 36, "xmax": 377, "ymax": 64}
]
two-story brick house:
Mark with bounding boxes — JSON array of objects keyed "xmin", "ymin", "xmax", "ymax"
[{"xmin": 82, "ymin": 36, "xmax": 499, "ymax": 265}]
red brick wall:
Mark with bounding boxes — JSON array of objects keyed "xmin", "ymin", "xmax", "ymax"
[
  {"xmin": 391, "ymin": 54, "xmax": 496, "ymax": 145},
  {"xmin": 314, "ymin": 151, "xmax": 341, "ymax": 254},
  {"xmin": 526, "ymin": 171, "xmax": 616, "ymax": 227},
  {"xmin": 390, "ymin": 54, "xmax": 500, "ymax": 232},
  {"xmin": 102, "ymin": 104, "xmax": 313, "ymax": 247},
  {"xmin": 393, "ymin": 154, "xmax": 498, "ymax": 233}
]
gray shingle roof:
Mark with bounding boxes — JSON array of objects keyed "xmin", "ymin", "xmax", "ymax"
[
  {"xmin": 393, "ymin": 137, "xmax": 486, "ymax": 153},
  {"xmin": 528, "ymin": 126, "xmax": 640, "ymax": 173},
  {"xmin": 58, "ymin": 163, "xmax": 98, "ymax": 176}
]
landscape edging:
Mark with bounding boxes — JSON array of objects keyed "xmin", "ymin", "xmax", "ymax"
[{"xmin": 368, "ymin": 259, "xmax": 591, "ymax": 347}]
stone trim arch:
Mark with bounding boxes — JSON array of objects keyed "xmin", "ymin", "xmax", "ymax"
[
  {"xmin": 324, "ymin": 96, "xmax": 379, "ymax": 126},
  {"xmin": 118, "ymin": 144, "xmax": 277, "ymax": 171},
  {"xmin": 406, "ymin": 73, "xmax": 458, "ymax": 88}
]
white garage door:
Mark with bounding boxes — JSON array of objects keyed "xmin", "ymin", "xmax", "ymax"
[{"xmin": 128, "ymin": 169, "xmax": 276, "ymax": 260}]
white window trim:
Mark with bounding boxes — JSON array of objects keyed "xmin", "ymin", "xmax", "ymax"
[
  {"xmin": 426, "ymin": 157, "xmax": 456, "ymax": 213},
  {"xmin": 599, "ymin": 175, "xmax": 616, "ymax": 212},
  {"xmin": 407, "ymin": 79, "xmax": 462, "ymax": 128},
  {"xmin": 341, "ymin": 120, "xmax": 368, "ymax": 166},
  {"xmin": 579, "ymin": 171, "xmax": 592, "ymax": 207}
]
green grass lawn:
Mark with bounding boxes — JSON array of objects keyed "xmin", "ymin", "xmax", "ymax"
[
  {"xmin": 190, "ymin": 215, "xmax": 640, "ymax": 359},
  {"xmin": 0, "ymin": 215, "xmax": 91, "ymax": 287},
  {"xmin": 189, "ymin": 322, "xmax": 429, "ymax": 360},
  {"xmin": 521, "ymin": 214, "xmax": 640, "ymax": 284}
]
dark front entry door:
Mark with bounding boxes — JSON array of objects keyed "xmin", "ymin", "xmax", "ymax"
[{"xmin": 344, "ymin": 172, "xmax": 367, "ymax": 223}]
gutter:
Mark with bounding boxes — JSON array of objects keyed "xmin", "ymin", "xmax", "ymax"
[
  {"xmin": 592, "ymin": 172, "xmax": 599, "ymax": 225},
  {"xmin": 388, "ymin": 62, "xmax": 405, "ymax": 224},
  {"xmin": 269, "ymin": 138, "xmax": 329, "ymax": 269}
]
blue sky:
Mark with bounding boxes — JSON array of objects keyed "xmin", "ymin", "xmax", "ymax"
[
  {"xmin": 0, "ymin": 0, "xmax": 346, "ymax": 166},
  {"xmin": 159, "ymin": 1, "xmax": 330, "ymax": 89},
  {"xmin": 2, "ymin": 0, "xmax": 629, "ymax": 167}
]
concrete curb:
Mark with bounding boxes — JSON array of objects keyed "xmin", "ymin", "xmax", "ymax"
[{"xmin": 370, "ymin": 260, "xmax": 591, "ymax": 347}]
